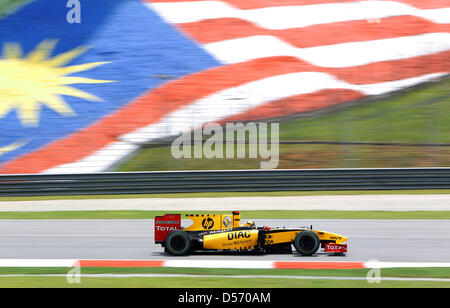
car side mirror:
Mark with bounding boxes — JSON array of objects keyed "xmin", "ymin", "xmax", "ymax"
[{"xmin": 246, "ymin": 221, "xmax": 255, "ymax": 228}]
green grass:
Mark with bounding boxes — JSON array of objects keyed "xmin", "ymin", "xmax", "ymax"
[
  {"xmin": 2, "ymin": 267, "xmax": 450, "ymax": 278},
  {"xmin": 2, "ymin": 276, "xmax": 449, "ymax": 288},
  {"xmin": 0, "ymin": 267, "xmax": 449, "ymax": 288},
  {"xmin": 2, "ymin": 189, "xmax": 450, "ymax": 202},
  {"xmin": 0, "ymin": 0, "xmax": 32, "ymax": 19},
  {"xmin": 117, "ymin": 78, "xmax": 450, "ymax": 171},
  {"xmin": 0, "ymin": 210, "xmax": 449, "ymax": 220},
  {"xmin": 278, "ymin": 79, "xmax": 450, "ymax": 143}
]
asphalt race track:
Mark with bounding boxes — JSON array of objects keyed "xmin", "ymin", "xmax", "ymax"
[{"xmin": 0, "ymin": 219, "xmax": 449, "ymax": 262}]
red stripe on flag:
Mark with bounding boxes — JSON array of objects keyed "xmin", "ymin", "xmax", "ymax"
[
  {"xmin": 380, "ymin": 0, "xmax": 450, "ymax": 9},
  {"xmin": 325, "ymin": 51, "xmax": 450, "ymax": 85},
  {"xmin": 179, "ymin": 16, "xmax": 450, "ymax": 47}
]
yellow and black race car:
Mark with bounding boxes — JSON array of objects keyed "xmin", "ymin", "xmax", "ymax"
[{"xmin": 155, "ymin": 211, "xmax": 348, "ymax": 256}]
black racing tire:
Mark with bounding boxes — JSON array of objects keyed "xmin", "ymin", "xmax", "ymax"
[
  {"xmin": 165, "ymin": 230, "xmax": 191, "ymax": 256},
  {"xmin": 293, "ymin": 231, "xmax": 320, "ymax": 256}
]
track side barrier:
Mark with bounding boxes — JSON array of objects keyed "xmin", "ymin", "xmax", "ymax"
[{"xmin": 1, "ymin": 168, "xmax": 450, "ymax": 196}]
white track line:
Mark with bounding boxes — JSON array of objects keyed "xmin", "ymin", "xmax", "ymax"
[
  {"xmin": 1, "ymin": 274, "xmax": 450, "ymax": 282},
  {"xmin": 164, "ymin": 260, "xmax": 274, "ymax": 269},
  {"xmin": 367, "ymin": 261, "xmax": 450, "ymax": 268},
  {"xmin": 0, "ymin": 259, "xmax": 77, "ymax": 267},
  {"xmin": 0, "ymin": 259, "xmax": 450, "ymax": 269}
]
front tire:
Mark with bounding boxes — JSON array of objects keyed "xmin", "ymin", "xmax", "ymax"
[
  {"xmin": 293, "ymin": 231, "xmax": 320, "ymax": 256},
  {"xmin": 165, "ymin": 230, "xmax": 191, "ymax": 256}
]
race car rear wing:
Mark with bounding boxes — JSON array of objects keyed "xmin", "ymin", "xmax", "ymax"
[
  {"xmin": 155, "ymin": 211, "xmax": 242, "ymax": 244},
  {"xmin": 154, "ymin": 214, "xmax": 181, "ymax": 244}
]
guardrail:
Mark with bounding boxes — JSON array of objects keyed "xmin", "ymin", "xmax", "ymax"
[{"xmin": 1, "ymin": 168, "xmax": 450, "ymax": 196}]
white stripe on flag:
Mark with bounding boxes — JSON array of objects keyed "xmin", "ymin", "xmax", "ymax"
[{"xmin": 205, "ymin": 33, "xmax": 450, "ymax": 67}]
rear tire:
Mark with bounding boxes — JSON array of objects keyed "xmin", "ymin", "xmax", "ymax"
[
  {"xmin": 293, "ymin": 231, "xmax": 320, "ymax": 256},
  {"xmin": 165, "ymin": 230, "xmax": 191, "ymax": 256}
]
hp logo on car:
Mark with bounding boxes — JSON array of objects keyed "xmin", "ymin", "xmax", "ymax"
[{"xmin": 202, "ymin": 218, "xmax": 214, "ymax": 229}]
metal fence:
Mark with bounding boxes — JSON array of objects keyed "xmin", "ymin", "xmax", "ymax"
[{"xmin": 1, "ymin": 168, "xmax": 450, "ymax": 196}]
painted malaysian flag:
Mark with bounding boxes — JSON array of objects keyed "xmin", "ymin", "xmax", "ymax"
[{"xmin": 0, "ymin": 0, "xmax": 449, "ymax": 174}]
